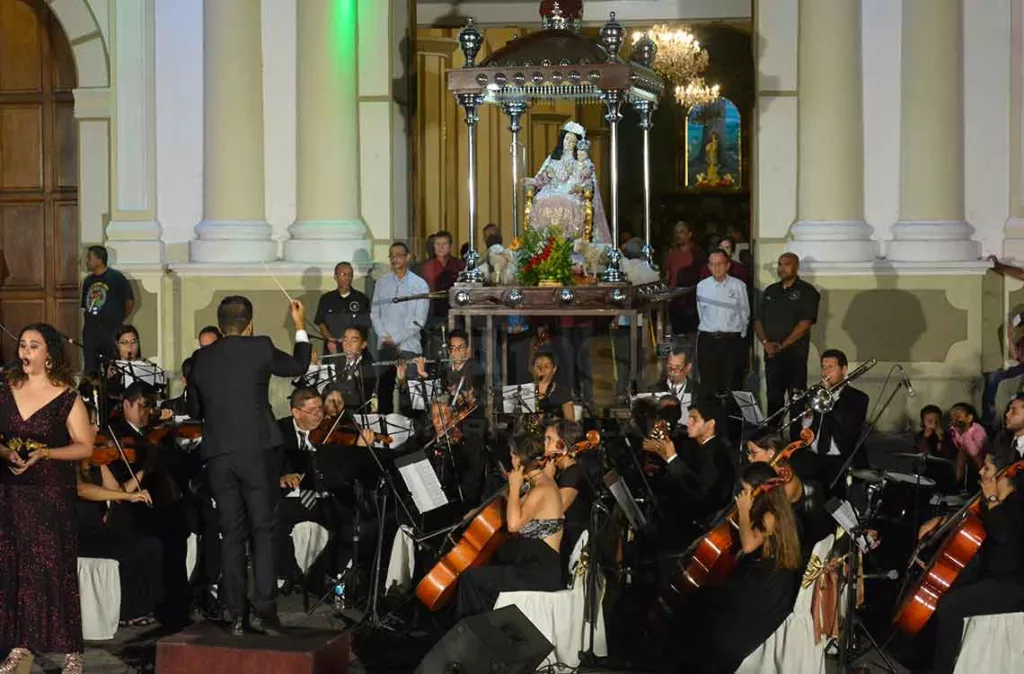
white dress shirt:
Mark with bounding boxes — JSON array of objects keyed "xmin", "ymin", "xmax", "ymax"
[
  {"xmin": 696, "ymin": 274, "xmax": 750, "ymax": 337},
  {"xmin": 803, "ymin": 413, "xmax": 840, "ymax": 456},
  {"xmin": 370, "ymin": 270, "xmax": 430, "ymax": 354},
  {"xmin": 1014, "ymin": 434, "xmax": 1024, "ymax": 458}
]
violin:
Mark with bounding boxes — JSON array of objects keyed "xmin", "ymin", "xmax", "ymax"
[
  {"xmin": 425, "ymin": 402, "xmax": 479, "ymax": 449},
  {"xmin": 543, "ymin": 430, "xmax": 601, "ymax": 467},
  {"xmin": 641, "ymin": 420, "xmax": 671, "ymax": 475},
  {"xmin": 308, "ymin": 415, "xmax": 391, "ymax": 446}
]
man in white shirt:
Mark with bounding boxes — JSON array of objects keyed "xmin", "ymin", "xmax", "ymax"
[
  {"xmin": 660, "ymin": 346, "xmax": 693, "ymax": 402},
  {"xmin": 695, "ymin": 250, "xmax": 750, "ymax": 397},
  {"xmin": 371, "ymin": 242, "xmax": 430, "ymax": 414}
]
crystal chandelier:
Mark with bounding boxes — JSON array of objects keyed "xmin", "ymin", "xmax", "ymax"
[
  {"xmin": 633, "ymin": 24, "xmax": 710, "ymax": 85},
  {"xmin": 675, "ymin": 78, "xmax": 720, "ymax": 109}
]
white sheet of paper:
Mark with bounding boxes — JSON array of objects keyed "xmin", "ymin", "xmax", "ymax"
[
  {"xmin": 501, "ymin": 383, "xmax": 537, "ymax": 413},
  {"xmin": 408, "ymin": 379, "xmax": 443, "ymax": 411},
  {"xmin": 396, "ymin": 453, "xmax": 448, "ymax": 513}
]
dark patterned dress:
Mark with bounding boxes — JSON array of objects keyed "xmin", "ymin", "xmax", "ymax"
[{"xmin": 0, "ymin": 384, "xmax": 82, "ymax": 653}]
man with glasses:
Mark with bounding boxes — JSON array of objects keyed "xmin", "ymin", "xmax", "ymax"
[
  {"xmin": 659, "ymin": 346, "xmax": 694, "ymax": 403},
  {"xmin": 398, "ymin": 329, "xmax": 481, "ymax": 410},
  {"xmin": 371, "ymin": 242, "xmax": 429, "ymax": 414}
]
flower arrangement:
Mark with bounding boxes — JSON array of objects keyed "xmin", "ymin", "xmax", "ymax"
[
  {"xmin": 513, "ymin": 225, "xmax": 575, "ymax": 286},
  {"xmin": 695, "ymin": 173, "xmax": 736, "ymax": 189}
]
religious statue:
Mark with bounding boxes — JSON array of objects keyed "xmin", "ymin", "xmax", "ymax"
[
  {"xmin": 525, "ymin": 120, "xmax": 611, "ymax": 243},
  {"xmin": 705, "ymin": 131, "xmax": 720, "ymax": 184}
]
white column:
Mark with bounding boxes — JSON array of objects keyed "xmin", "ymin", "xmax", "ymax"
[
  {"xmin": 1005, "ymin": 0, "xmax": 1024, "ymax": 258},
  {"xmin": 284, "ymin": 0, "xmax": 371, "ymax": 263},
  {"xmin": 190, "ymin": 0, "xmax": 276, "ymax": 263},
  {"xmin": 787, "ymin": 0, "xmax": 874, "ymax": 262},
  {"xmin": 105, "ymin": 0, "xmax": 164, "ymax": 264},
  {"xmin": 888, "ymin": 0, "xmax": 979, "ymax": 261}
]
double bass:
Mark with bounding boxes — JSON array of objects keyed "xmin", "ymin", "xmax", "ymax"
[
  {"xmin": 893, "ymin": 458, "xmax": 1024, "ymax": 635},
  {"xmin": 664, "ymin": 428, "xmax": 814, "ymax": 601}
]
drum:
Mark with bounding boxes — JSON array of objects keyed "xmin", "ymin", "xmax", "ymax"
[{"xmin": 878, "ymin": 472, "xmax": 936, "ymax": 523}]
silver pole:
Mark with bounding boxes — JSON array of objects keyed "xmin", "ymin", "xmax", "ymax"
[
  {"xmin": 457, "ymin": 93, "xmax": 484, "ymax": 283},
  {"xmin": 634, "ymin": 99, "xmax": 657, "ymax": 270},
  {"xmin": 502, "ymin": 101, "xmax": 528, "ymax": 239},
  {"xmin": 601, "ymin": 90, "xmax": 626, "ymax": 283}
]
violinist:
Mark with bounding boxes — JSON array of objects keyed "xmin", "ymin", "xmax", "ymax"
[
  {"xmin": 671, "ymin": 462, "xmax": 803, "ymax": 674},
  {"xmin": 532, "ymin": 351, "xmax": 574, "ymax": 419},
  {"xmin": 76, "ymin": 461, "xmax": 163, "ymax": 627},
  {"xmin": 423, "ymin": 397, "xmax": 485, "ymax": 506},
  {"xmin": 159, "ymin": 357, "xmax": 193, "ymax": 419},
  {"xmin": 746, "ymin": 433, "xmax": 831, "ymax": 562},
  {"xmin": 456, "ymin": 432, "xmax": 565, "ymax": 617},
  {"xmin": 329, "ymin": 326, "xmax": 375, "ymax": 411},
  {"xmin": 917, "ymin": 451, "xmax": 1024, "ymax": 674},
  {"xmin": 542, "ymin": 418, "xmax": 594, "ymax": 572}
]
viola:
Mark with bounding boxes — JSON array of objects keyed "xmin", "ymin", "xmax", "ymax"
[
  {"xmin": 893, "ymin": 458, "xmax": 1024, "ymax": 635},
  {"xmin": 664, "ymin": 428, "xmax": 813, "ymax": 603},
  {"xmin": 90, "ymin": 434, "xmax": 138, "ymax": 466},
  {"xmin": 308, "ymin": 416, "xmax": 390, "ymax": 446}
]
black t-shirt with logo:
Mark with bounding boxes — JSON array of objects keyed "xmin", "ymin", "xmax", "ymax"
[
  {"xmin": 314, "ymin": 289, "xmax": 371, "ymax": 352},
  {"xmin": 758, "ymin": 276, "xmax": 820, "ymax": 347},
  {"xmin": 81, "ymin": 268, "xmax": 133, "ymax": 332}
]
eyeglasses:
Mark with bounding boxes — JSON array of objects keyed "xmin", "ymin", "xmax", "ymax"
[{"xmin": 667, "ymin": 365, "xmax": 687, "ymax": 373}]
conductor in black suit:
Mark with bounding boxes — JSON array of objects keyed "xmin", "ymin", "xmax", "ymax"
[
  {"xmin": 794, "ymin": 348, "xmax": 869, "ymax": 496},
  {"xmin": 187, "ymin": 295, "xmax": 312, "ymax": 636}
]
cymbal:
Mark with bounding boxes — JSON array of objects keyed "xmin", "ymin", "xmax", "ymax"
[
  {"xmin": 851, "ymin": 468, "xmax": 885, "ymax": 484},
  {"xmin": 892, "ymin": 452, "xmax": 955, "ymax": 467}
]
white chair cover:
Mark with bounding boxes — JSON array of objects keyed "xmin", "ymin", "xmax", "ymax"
[
  {"xmin": 954, "ymin": 612, "xmax": 1024, "ymax": 673},
  {"xmin": 736, "ymin": 534, "xmax": 836, "ymax": 674},
  {"xmin": 494, "ymin": 531, "xmax": 608, "ymax": 668},
  {"xmin": 185, "ymin": 532, "xmax": 198, "ymax": 581},
  {"xmin": 385, "ymin": 525, "xmax": 417, "ymax": 594},
  {"xmin": 78, "ymin": 557, "xmax": 121, "ymax": 641},
  {"xmin": 291, "ymin": 521, "xmax": 330, "ymax": 574}
]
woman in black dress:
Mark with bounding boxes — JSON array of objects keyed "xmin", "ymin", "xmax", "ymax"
[
  {"xmin": 533, "ymin": 352, "xmax": 573, "ymax": 419},
  {"xmin": 672, "ymin": 462, "xmax": 803, "ymax": 673},
  {"xmin": 0, "ymin": 324, "xmax": 95, "ymax": 674}
]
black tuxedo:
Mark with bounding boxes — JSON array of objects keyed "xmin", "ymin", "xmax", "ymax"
[
  {"xmin": 664, "ymin": 435, "xmax": 734, "ymax": 525},
  {"xmin": 329, "ymin": 356, "xmax": 376, "ymax": 411},
  {"xmin": 274, "ymin": 417, "xmax": 329, "ymax": 581},
  {"xmin": 185, "ymin": 333, "xmax": 311, "ymax": 619},
  {"xmin": 794, "ymin": 385, "xmax": 869, "ymax": 493}
]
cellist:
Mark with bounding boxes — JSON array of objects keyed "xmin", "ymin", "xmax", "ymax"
[
  {"xmin": 917, "ymin": 450, "xmax": 1024, "ymax": 674},
  {"xmin": 456, "ymin": 432, "xmax": 564, "ymax": 617}
]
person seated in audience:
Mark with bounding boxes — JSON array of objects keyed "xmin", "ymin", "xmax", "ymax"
[
  {"xmin": 950, "ymin": 402, "xmax": 988, "ymax": 485},
  {"xmin": 76, "ymin": 462, "xmax": 163, "ymax": 627},
  {"xmin": 198, "ymin": 325, "xmax": 221, "ymax": 348}
]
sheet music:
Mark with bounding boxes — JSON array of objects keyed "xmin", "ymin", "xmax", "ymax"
[
  {"xmin": 297, "ymin": 364, "xmax": 336, "ymax": 393},
  {"xmin": 115, "ymin": 360, "xmax": 166, "ymax": 389},
  {"xmin": 501, "ymin": 383, "xmax": 537, "ymax": 413},
  {"xmin": 395, "ymin": 450, "xmax": 448, "ymax": 513},
  {"xmin": 408, "ymin": 379, "xmax": 442, "ymax": 411},
  {"xmin": 732, "ymin": 391, "xmax": 764, "ymax": 425}
]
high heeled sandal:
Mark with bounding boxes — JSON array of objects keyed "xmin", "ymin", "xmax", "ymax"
[
  {"xmin": 63, "ymin": 652, "xmax": 84, "ymax": 674},
  {"xmin": 0, "ymin": 648, "xmax": 34, "ymax": 674}
]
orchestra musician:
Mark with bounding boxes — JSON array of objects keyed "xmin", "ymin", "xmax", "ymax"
[
  {"xmin": 796, "ymin": 349, "xmax": 869, "ymax": 496},
  {"xmin": 186, "ymin": 295, "xmax": 312, "ymax": 637},
  {"xmin": 399, "ymin": 329, "xmax": 481, "ymax": 409},
  {"xmin": 423, "ymin": 397, "xmax": 485, "ymax": 506},
  {"xmin": 657, "ymin": 346, "xmax": 693, "ymax": 402},
  {"xmin": 542, "ymin": 418, "xmax": 594, "ymax": 574},
  {"xmin": 532, "ymin": 351, "xmax": 574, "ymax": 419},
  {"xmin": 456, "ymin": 432, "xmax": 565, "ymax": 617},
  {"xmin": 917, "ymin": 452, "xmax": 1024, "ymax": 674},
  {"xmin": 198, "ymin": 325, "xmax": 221, "ymax": 348},
  {"xmin": 327, "ymin": 326, "xmax": 375, "ymax": 411},
  {"xmin": 671, "ymin": 461, "xmax": 803, "ymax": 674},
  {"xmin": 746, "ymin": 434, "xmax": 831, "ymax": 562}
]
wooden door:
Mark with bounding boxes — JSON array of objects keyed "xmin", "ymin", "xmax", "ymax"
[{"xmin": 0, "ymin": 0, "xmax": 80, "ymax": 367}]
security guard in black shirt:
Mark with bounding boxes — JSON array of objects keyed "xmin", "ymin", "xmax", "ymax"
[
  {"xmin": 754, "ymin": 253, "xmax": 821, "ymax": 418},
  {"xmin": 315, "ymin": 261, "xmax": 371, "ymax": 355}
]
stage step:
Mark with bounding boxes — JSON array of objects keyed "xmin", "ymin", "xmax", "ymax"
[{"xmin": 156, "ymin": 622, "xmax": 351, "ymax": 674}]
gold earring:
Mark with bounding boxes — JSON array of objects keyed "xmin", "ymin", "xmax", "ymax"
[{"xmin": 45, "ymin": 358, "xmax": 53, "ymax": 370}]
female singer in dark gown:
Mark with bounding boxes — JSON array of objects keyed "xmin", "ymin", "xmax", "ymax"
[
  {"xmin": 0, "ymin": 324, "xmax": 95, "ymax": 674},
  {"xmin": 670, "ymin": 462, "xmax": 803, "ymax": 674}
]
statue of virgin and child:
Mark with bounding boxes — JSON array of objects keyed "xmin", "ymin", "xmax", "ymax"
[{"xmin": 525, "ymin": 120, "xmax": 611, "ymax": 243}]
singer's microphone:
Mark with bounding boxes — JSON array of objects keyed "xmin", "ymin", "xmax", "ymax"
[{"xmin": 898, "ymin": 364, "xmax": 917, "ymax": 398}]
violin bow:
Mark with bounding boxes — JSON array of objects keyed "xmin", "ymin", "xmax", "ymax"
[{"xmin": 106, "ymin": 424, "xmax": 152, "ymax": 508}]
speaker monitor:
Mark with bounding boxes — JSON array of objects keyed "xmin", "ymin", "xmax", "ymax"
[{"xmin": 416, "ymin": 605, "xmax": 553, "ymax": 674}]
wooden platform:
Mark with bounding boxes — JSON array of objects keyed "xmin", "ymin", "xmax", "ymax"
[{"xmin": 156, "ymin": 622, "xmax": 351, "ymax": 674}]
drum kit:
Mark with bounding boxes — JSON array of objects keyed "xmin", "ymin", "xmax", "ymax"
[{"xmin": 851, "ymin": 452, "xmax": 959, "ymax": 529}]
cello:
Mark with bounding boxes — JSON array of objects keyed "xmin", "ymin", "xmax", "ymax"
[
  {"xmin": 665, "ymin": 428, "xmax": 814, "ymax": 601},
  {"xmin": 893, "ymin": 457, "xmax": 1024, "ymax": 635}
]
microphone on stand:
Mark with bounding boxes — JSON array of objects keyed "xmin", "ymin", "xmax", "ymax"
[{"xmin": 897, "ymin": 364, "xmax": 917, "ymax": 398}]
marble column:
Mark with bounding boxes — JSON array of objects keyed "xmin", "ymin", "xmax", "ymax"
[
  {"xmin": 888, "ymin": 0, "xmax": 979, "ymax": 261},
  {"xmin": 1004, "ymin": 0, "xmax": 1024, "ymax": 259},
  {"xmin": 190, "ymin": 0, "xmax": 276, "ymax": 263},
  {"xmin": 105, "ymin": 0, "xmax": 164, "ymax": 264},
  {"xmin": 787, "ymin": 0, "xmax": 874, "ymax": 262},
  {"xmin": 285, "ymin": 0, "xmax": 371, "ymax": 263}
]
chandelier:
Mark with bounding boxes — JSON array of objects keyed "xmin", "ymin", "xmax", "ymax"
[
  {"xmin": 633, "ymin": 24, "xmax": 710, "ymax": 85},
  {"xmin": 675, "ymin": 78, "xmax": 720, "ymax": 109}
]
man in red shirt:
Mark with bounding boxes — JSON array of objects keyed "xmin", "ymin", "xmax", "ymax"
[
  {"xmin": 420, "ymin": 231, "xmax": 465, "ymax": 357},
  {"xmin": 664, "ymin": 221, "xmax": 705, "ymax": 341}
]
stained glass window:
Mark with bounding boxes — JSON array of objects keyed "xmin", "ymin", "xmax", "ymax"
[{"xmin": 685, "ymin": 98, "xmax": 741, "ymax": 189}]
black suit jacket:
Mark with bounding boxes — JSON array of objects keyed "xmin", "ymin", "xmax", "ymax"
[
  {"xmin": 805, "ymin": 385, "xmax": 869, "ymax": 464},
  {"xmin": 187, "ymin": 334, "xmax": 311, "ymax": 459}
]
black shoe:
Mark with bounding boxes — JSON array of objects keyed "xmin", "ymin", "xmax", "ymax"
[
  {"xmin": 230, "ymin": 617, "xmax": 244, "ymax": 637},
  {"xmin": 250, "ymin": 613, "xmax": 284, "ymax": 637}
]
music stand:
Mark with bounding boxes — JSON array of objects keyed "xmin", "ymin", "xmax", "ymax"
[{"xmin": 293, "ymin": 363, "xmax": 337, "ymax": 394}]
